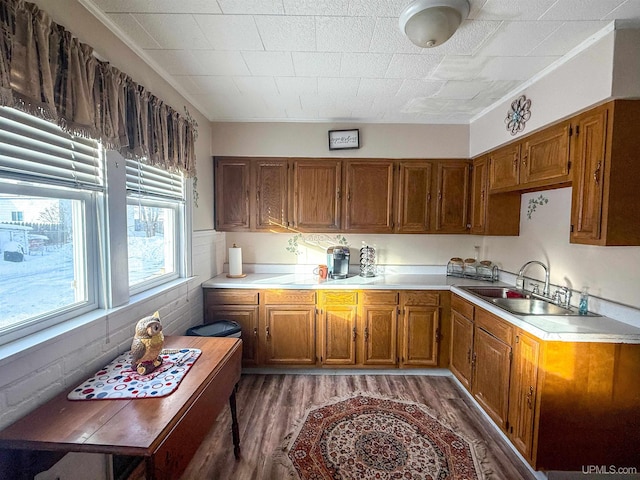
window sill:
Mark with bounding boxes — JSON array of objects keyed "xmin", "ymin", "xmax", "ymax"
[{"xmin": 0, "ymin": 277, "xmax": 194, "ymax": 365}]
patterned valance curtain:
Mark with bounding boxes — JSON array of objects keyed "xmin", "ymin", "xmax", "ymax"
[{"xmin": 0, "ymin": 0, "xmax": 197, "ymax": 177}]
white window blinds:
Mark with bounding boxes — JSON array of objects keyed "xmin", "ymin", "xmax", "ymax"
[
  {"xmin": 0, "ymin": 107, "xmax": 103, "ymax": 190},
  {"xmin": 125, "ymin": 159, "xmax": 184, "ymax": 201}
]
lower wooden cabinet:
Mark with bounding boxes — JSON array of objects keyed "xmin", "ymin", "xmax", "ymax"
[
  {"xmin": 450, "ymin": 293, "xmax": 640, "ymax": 471},
  {"xmin": 507, "ymin": 330, "xmax": 539, "ymax": 462},
  {"xmin": 262, "ymin": 290, "xmax": 317, "ymax": 366},
  {"xmin": 204, "ymin": 288, "xmax": 444, "ymax": 369}
]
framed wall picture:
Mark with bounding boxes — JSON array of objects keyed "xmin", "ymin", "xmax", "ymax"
[{"xmin": 328, "ymin": 129, "xmax": 360, "ymax": 150}]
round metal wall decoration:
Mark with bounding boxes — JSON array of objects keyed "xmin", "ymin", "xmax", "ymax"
[{"xmin": 505, "ymin": 95, "xmax": 531, "ymax": 135}]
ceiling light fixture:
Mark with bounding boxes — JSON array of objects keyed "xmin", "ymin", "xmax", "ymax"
[{"xmin": 399, "ymin": 0, "xmax": 470, "ymax": 48}]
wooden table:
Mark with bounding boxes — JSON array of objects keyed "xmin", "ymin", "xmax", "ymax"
[{"xmin": 0, "ymin": 336, "xmax": 242, "ymax": 480}]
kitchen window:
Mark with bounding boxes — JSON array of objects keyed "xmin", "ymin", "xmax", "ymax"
[{"xmin": 0, "ymin": 106, "xmax": 186, "ymax": 345}]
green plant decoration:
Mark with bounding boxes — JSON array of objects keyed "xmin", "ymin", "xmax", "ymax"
[
  {"xmin": 286, "ymin": 234, "xmax": 303, "ymax": 255},
  {"xmin": 527, "ymin": 194, "xmax": 549, "ymax": 220}
]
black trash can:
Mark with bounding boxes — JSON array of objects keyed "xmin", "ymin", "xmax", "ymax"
[{"xmin": 186, "ymin": 320, "xmax": 242, "ymax": 338}]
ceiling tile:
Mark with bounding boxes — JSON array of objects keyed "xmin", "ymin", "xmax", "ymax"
[
  {"xmin": 242, "ymin": 51, "xmax": 295, "ymax": 76},
  {"xmin": 426, "ymin": 20, "xmax": 502, "ymax": 55},
  {"xmin": 540, "ymin": 1, "xmax": 626, "ymax": 20},
  {"xmin": 106, "ymin": 13, "xmax": 161, "ymax": 49},
  {"xmin": 479, "ymin": 56, "xmax": 559, "ymax": 81},
  {"xmin": 340, "ymin": 53, "xmax": 393, "ymax": 78},
  {"xmin": 194, "ymin": 15, "xmax": 264, "ymax": 50},
  {"xmin": 92, "ymin": 0, "xmax": 222, "ymax": 13},
  {"xmin": 358, "ymin": 78, "xmax": 404, "ymax": 96},
  {"xmin": 275, "ymin": 77, "xmax": 318, "ymax": 95},
  {"xmin": 282, "ymin": 0, "xmax": 350, "ymax": 15},
  {"xmin": 179, "ymin": 76, "xmax": 240, "ymax": 95},
  {"xmin": 478, "ymin": 21, "xmax": 563, "ymax": 56},
  {"xmin": 292, "ymin": 52, "xmax": 342, "ymax": 76},
  {"xmin": 255, "ymin": 16, "xmax": 316, "ymax": 51},
  {"xmin": 396, "ymin": 79, "xmax": 445, "ymax": 98},
  {"xmin": 348, "ymin": 0, "xmax": 409, "ymax": 16},
  {"xmin": 315, "ymin": 17, "xmax": 377, "ymax": 53},
  {"xmin": 144, "ymin": 50, "xmax": 206, "ymax": 75},
  {"xmin": 370, "ymin": 17, "xmax": 424, "ymax": 54},
  {"xmin": 233, "ymin": 76, "xmax": 280, "ymax": 95},
  {"xmin": 477, "ymin": 80, "xmax": 522, "ymax": 99},
  {"xmin": 131, "ymin": 14, "xmax": 211, "ymax": 49},
  {"xmin": 318, "ymin": 78, "xmax": 361, "ymax": 96},
  {"xmin": 190, "ymin": 51, "xmax": 252, "ymax": 75},
  {"xmin": 217, "ymin": 0, "xmax": 285, "ymax": 14},
  {"xmin": 604, "ymin": 0, "xmax": 640, "ymax": 20},
  {"xmin": 435, "ymin": 81, "xmax": 487, "ymax": 99},
  {"xmin": 529, "ymin": 21, "xmax": 611, "ymax": 56},
  {"xmin": 385, "ymin": 54, "xmax": 443, "ymax": 79},
  {"xmin": 474, "ymin": 0, "xmax": 559, "ymax": 20},
  {"xmin": 430, "ymin": 55, "xmax": 489, "ymax": 80}
]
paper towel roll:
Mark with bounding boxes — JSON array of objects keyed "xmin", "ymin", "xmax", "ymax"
[{"xmin": 228, "ymin": 244, "xmax": 243, "ymax": 277}]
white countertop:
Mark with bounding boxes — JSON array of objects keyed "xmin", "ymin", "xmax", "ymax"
[{"xmin": 202, "ymin": 272, "xmax": 640, "ymax": 344}]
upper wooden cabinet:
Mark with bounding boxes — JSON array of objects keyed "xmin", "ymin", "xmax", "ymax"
[
  {"xmin": 291, "ymin": 159, "xmax": 342, "ymax": 232},
  {"xmin": 434, "ymin": 160, "xmax": 471, "ymax": 233},
  {"xmin": 470, "ymin": 156, "xmax": 521, "ymax": 236},
  {"xmin": 570, "ymin": 100, "xmax": 640, "ymax": 245},
  {"xmin": 488, "ymin": 122, "xmax": 571, "ymax": 194},
  {"xmin": 343, "ymin": 160, "xmax": 395, "ymax": 233},
  {"xmin": 214, "ymin": 158, "xmax": 251, "ymax": 231},
  {"xmin": 215, "ymin": 157, "xmax": 471, "ymax": 234},
  {"xmin": 255, "ymin": 159, "xmax": 289, "ymax": 231},
  {"xmin": 396, "ymin": 161, "xmax": 433, "ymax": 233}
]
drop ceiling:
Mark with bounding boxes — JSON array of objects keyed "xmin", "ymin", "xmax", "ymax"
[{"xmin": 82, "ymin": 0, "xmax": 640, "ymax": 125}]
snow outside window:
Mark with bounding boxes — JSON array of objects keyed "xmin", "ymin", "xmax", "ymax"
[{"xmin": 125, "ymin": 159, "xmax": 184, "ymax": 294}]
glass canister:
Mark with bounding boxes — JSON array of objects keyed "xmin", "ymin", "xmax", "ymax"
[{"xmin": 359, "ymin": 245, "xmax": 376, "ymax": 277}]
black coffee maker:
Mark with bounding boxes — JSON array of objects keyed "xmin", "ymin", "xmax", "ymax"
[{"xmin": 327, "ymin": 246, "xmax": 350, "ymax": 279}]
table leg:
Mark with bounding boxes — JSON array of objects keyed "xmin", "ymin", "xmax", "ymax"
[{"xmin": 229, "ymin": 383, "xmax": 241, "ymax": 459}]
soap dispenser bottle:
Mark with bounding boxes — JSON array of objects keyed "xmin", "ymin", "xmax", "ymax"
[{"xmin": 579, "ymin": 287, "xmax": 589, "ymax": 315}]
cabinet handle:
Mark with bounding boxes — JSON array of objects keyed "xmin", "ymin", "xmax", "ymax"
[
  {"xmin": 593, "ymin": 161, "xmax": 602, "ymax": 185},
  {"xmin": 352, "ymin": 327, "xmax": 357, "ymax": 341},
  {"xmin": 522, "ymin": 153, "xmax": 527, "ymax": 167},
  {"xmin": 527, "ymin": 385, "xmax": 534, "ymax": 409},
  {"xmin": 438, "ymin": 191, "xmax": 442, "ymax": 200},
  {"xmin": 337, "ymin": 188, "xmax": 341, "ymax": 200},
  {"xmin": 364, "ymin": 327, "xmax": 369, "ymax": 342},
  {"xmin": 513, "ymin": 154, "xmax": 518, "ymax": 168},
  {"xmin": 265, "ymin": 325, "xmax": 270, "ymax": 338},
  {"xmin": 347, "ymin": 190, "xmax": 351, "ymax": 201},
  {"xmin": 471, "ymin": 352, "xmax": 476, "ymax": 367},
  {"xmin": 253, "ymin": 327, "xmax": 258, "ymax": 337},
  {"xmin": 466, "ymin": 348, "xmax": 471, "ymax": 363}
]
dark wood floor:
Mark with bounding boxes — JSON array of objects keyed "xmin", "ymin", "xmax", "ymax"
[{"xmin": 180, "ymin": 373, "xmax": 538, "ymax": 480}]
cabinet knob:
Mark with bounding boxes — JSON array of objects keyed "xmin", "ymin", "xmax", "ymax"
[
  {"xmin": 352, "ymin": 327, "xmax": 357, "ymax": 341},
  {"xmin": 253, "ymin": 327, "xmax": 258, "ymax": 337},
  {"xmin": 364, "ymin": 327, "xmax": 369, "ymax": 341},
  {"xmin": 266, "ymin": 325, "xmax": 270, "ymax": 338},
  {"xmin": 593, "ymin": 161, "xmax": 602, "ymax": 185}
]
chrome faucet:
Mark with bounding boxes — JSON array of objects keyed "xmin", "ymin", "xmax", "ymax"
[{"xmin": 517, "ymin": 260, "xmax": 550, "ymax": 297}]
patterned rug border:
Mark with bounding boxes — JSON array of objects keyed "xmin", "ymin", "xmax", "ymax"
[{"xmin": 264, "ymin": 391, "xmax": 493, "ymax": 480}]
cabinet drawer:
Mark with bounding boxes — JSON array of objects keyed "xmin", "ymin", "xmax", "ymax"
[
  {"xmin": 263, "ymin": 289, "xmax": 316, "ymax": 305},
  {"xmin": 361, "ymin": 290, "xmax": 398, "ymax": 305},
  {"xmin": 205, "ymin": 289, "xmax": 259, "ymax": 305},
  {"xmin": 401, "ymin": 291, "xmax": 440, "ymax": 306},
  {"xmin": 451, "ymin": 294, "xmax": 474, "ymax": 319},
  {"xmin": 475, "ymin": 308, "xmax": 513, "ymax": 345},
  {"xmin": 319, "ymin": 290, "xmax": 358, "ymax": 305}
]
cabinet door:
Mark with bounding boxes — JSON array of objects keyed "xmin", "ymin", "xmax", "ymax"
[
  {"xmin": 472, "ymin": 327, "xmax": 512, "ymax": 431},
  {"xmin": 292, "ymin": 159, "xmax": 341, "ymax": 231},
  {"xmin": 214, "ymin": 158, "xmax": 250, "ymax": 231},
  {"xmin": 470, "ymin": 157, "xmax": 488, "ymax": 234},
  {"xmin": 521, "ymin": 122, "xmax": 571, "ymax": 187},
  {"xmin": 320, "ymin": 305, "xmax": 357, "ymax": 365},
  {"xmin": 401, "ymin": 305, "xmax": 439, "ymax": 366},
  {"xmin": 489, "ymin": 143, "xmax": 520, "ymax": 192},
  {"xmin": 396, "ymin": 161, "xmax": 433, "ymax": 233},
  {"xmin": 508, "ymin": 331, "xmax": 540, "ymax": 462},
  {"xmin": 255, "ymin": 159, "xmax": 288, "ymax": 231},
  {"xmin": 205, "ymin": 305, "xmax": 259, "ymax": 366},
  {"xmin": 361, "ymin": 305, "xmax": 398, "ymax": 366},
  {"xmin": 434, "ymin": 160, "xmax": 470, "ymax": 233},
  {"xmin": 450, "ymin": 310, "xmax": 474, "ymax": 389},
  {"xmin": 344, "ymin": 160, "xmax": 395, "ymax": 233},
  {"xmin": 263, "ymin": 306, "xmax": 316, "ymax": 365},
  {"xmin": 570, "ymin": 107, "xmax": 608, "ymax": 243}
]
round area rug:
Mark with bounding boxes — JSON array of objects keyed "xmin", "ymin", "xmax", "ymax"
[{"xmin": 268, "ymin": 395, "xmax": 483, "ymax": 480}]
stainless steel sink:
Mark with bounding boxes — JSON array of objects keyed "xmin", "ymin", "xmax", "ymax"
[
  {"xmin": 461, "ymin": 286, "xmax": 600, "ymax": 317},
  {"xmin": 490, "ymin": 298, "xmax": 574, "ymax": 316},
  {"xmin": 463, "ymin": 286, "xmax": 531, "ymax": 299}
]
